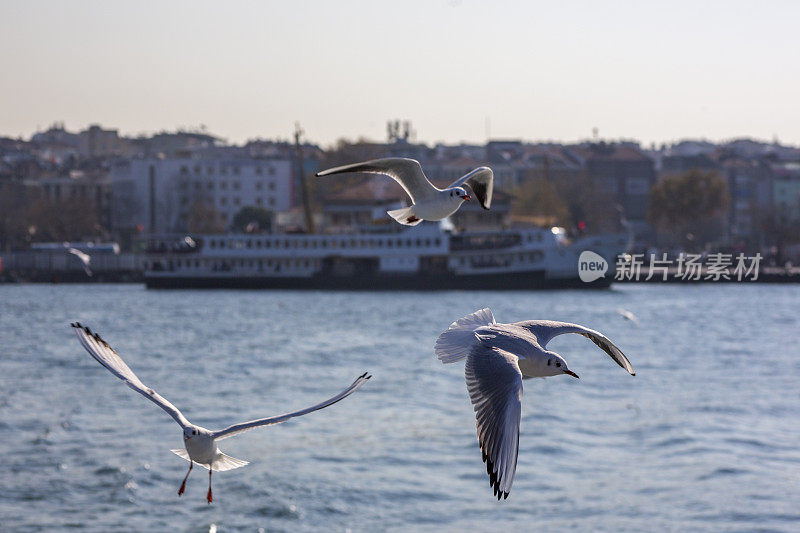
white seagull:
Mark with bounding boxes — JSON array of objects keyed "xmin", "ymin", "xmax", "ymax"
[
  {"xmin": 67, "ymin": 247, "xmax": 92, "ymax": 277},
  {"xmin": 70, "ymin": 322, "xmax": 371, "ymax": 503},
  {"xmin": 316, "ymin": 157, "xmax": 493, "ymax": 226},
  {"xmin": 435, "ymin": 308, "xmax": 635, "ymax": 500}
]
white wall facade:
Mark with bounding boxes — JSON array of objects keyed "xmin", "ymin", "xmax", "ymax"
[{"xmin": 110, "ymin": 157, "xmax": 293, "ymax": 234}]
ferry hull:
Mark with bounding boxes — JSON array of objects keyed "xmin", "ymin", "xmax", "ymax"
[{"xmin": 145, "ymin": 271, "xmax": 612, "ymax": 290}]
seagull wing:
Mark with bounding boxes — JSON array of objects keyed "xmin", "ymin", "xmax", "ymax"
[
  {"xmin": 465, "ymin": 343, "xmax": 523, "ymax": 500},
  {"xmin": 71, "ymin": 323, "xmax": 191, "ymax": 427},
  {"xmin": 316, "ymin": 158, "xmax": 438, "ymax": 203},
  {"xmin": 512, "ymin": 320, "xmax": 635, "ymax": 375},
  {"xmin": 447, "ymin": 167, "xmax": 494, "ymax": 209},
  {"xmin": 212, "ymin": 373, "xmax": 371, "ymax": 440}
]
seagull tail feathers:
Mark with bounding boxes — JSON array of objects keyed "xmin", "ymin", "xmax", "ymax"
[
  {"xmin": 435, "ymin": 308, "xmax": 495, "ymax": 364},
  {"xmin": 387, "ymin": 206, "xmax": 422, "ymax": 226},
  {"xmin": 170, "ymin": 449, "xmax": 250, "ymax": 471}
]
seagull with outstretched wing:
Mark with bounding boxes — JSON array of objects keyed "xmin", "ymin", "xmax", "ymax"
[
  {"xmin": 316, "ymin": 157, "xmax": 493, "ymax": 226},
  {"xmin": 434, "ymin": 308, "xmax": 635, "ymax": 500},
  {"xmin": 70, "ymin": 322, "xmax": 371, "ymax": 503}
]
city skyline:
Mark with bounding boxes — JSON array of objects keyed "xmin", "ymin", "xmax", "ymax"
[{"xmin": 2, "ymin": 1, "xmax": 800, "ymax": 147}]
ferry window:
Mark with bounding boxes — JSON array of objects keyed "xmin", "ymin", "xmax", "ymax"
[
  {"xmin": 303, "ymin": 241, "xmax": 308, "ymax": 248},
  {"xmin": 425, "ymin": 239, "xmax": 431, "ymax": 247},
  {"xmin": 387, "ymin": 240, "xmax": 393, "ymax": 248},
  {"xmin": 284, "ymin": 240, "xmax": 290, "ymax": 248},
  {"xmin": 210, "ymin": 240, "xmax": 216, "ymax": 249},
  {"xmin": 258, "ymin": 260, "xmax": 263, "ymax": 268},
  {"xmin": 268, "ymin": 182, "xmax": 275, "ymax": 190},
  {"xmin": 255, "ymin": 167, "xmax": 262, "ymax": 175},
  {"xmin": 268, "ymin": 166, "xmax": 275, "ymax": 176},
  {"xmin": 180, "ymin": 166, "xmax": 188, "ymax": 175},
  {"xmin": 269, "ymin": 198, "xmax": 275, "ymax": 206},
  {"xmin": 416, "ymin": 239, "xmax": 421, "ymax": 247},
  {"xmin": 378, "ymin": 240, "xmax": 384, "ymax": 247},
  {"xmin": 350, "ymin": 239, "xmax": 356, "ymax": 248},
  {"xmin": 256, "ymin": 198, "xmax": 263, "ymax": 206},
  {"xmin": 233, "ymin": 197, "xmax": 240, "ymax": 206},
  {"xmin": 256, "ymin": 182, "xmax": 263, "ymax": 190},
  {"xmin": 256, "ymin": 240, "xmax": 262, "ymax": 248},
  {"xmin": 233, "ymin": 182, "xmax": 240, "ymax": 190},
  {"xmin": 341, "ymin": 240, "xmax": 347, "ymax": 249},
  {"xmin": 207, "ymin": 165, "xmax": 214, "ymax": 175},
  {"xmin": 220, "ymin": 197, "xmax": 227, "ymax": 205},
  {"xmin": 194, "ymin": 165, "xmax": 201, "ymax": 174},
  {"xmin": 304, "ymin": 260, "xmax": 310, "ymax": 267},
  {"xmin": 221, "ymin": 166, "xmax": 227, "ymax": 175},
  {"xmin": 207, "ymin": 181, "xmax": 214, "ymax": 190},
  {"xmin": 246, "ymin": 240, "xmax": 252, "ymax": 248},
  {"xmin": 248, "ymin": 260, "xmax": 254, "ymax": 268},
  {"xmin": 435, "ymin": 239, "xmax": 441, "ymax": 246},
  {"xmin": 221, "ymin": 213, "xmax": 227, "ymax": 221},
  {"xmin": 322, "ymin": 241, "xmax": 327, "ymax": 248},
  {"xmin": 194, "ymin": 181, "xmax": 201, "ymax": 190},
  {"xmin": 233, "ymin": 166, "xmax": 240, "ymax": 175},
  {"xmin": 221, "ymin": 181, "xmax": 228, "ymax": 190}
]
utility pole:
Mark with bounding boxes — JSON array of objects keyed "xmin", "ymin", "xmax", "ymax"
[{"xmin": 294, "ymin": 122, "xmax": 315, "ymax": 233}]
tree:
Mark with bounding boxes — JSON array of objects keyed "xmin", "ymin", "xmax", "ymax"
[
  {"xmin": 512, "ymin": 177, "xmax": 570, "ymax": 226},
  {"xmin": 648, "ymin": 169, "xmax": 729, "ymax": 250},
  {"xmin": 231, "ymin": 206, "xmax": 274, "ymax": 233},
  {"xmin": 186, "ymin": 199, "xmax": 225, "ymax": 234},
  {"xmin": 26, "ymin": 197, "xmax": 101, "ymax": 242}
]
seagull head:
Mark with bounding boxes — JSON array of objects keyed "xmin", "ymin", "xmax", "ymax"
[
  {"xmin": 545, "ymin": 354, "xmax": 579, "ymax": 379},
  {"xmin": 183, "ymin": 427, "xmax": 199, "ymax": 441},
  {"xmin": 447, "ymin": 187, "xmax": 471, "ymax": 202}
]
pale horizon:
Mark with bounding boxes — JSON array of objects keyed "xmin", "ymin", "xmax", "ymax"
[{"xmin": 2, "ymin": 0, "xmax": 799, "ymax": 148}]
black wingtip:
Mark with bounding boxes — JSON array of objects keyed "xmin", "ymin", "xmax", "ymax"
[{"xmin": 314, "ymin": 172, "xmax": 321, "ymax": 177}]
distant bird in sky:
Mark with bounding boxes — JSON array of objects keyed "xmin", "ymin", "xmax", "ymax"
[
  {"xmin": 616, "ymin": 308, "xmax": 640, "ymax": 325},
  {"xmin": 66, "ymin": 247, "xmax": 92, "ymax": 277},
  {"xmin": 70, "ymin": 322, "xmax": 371, "ymax": 503},
  {"xmin": 435, "ymin": 308, "xmax": 635, "ymax": 500},
  {"xmin": 316, "ymin": 157, "xmax": 493, "ymax": 226}
]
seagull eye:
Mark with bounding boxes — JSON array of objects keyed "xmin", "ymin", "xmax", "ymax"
[{"xmin": 556, "ymin": 362, "xmax": 562, "ymax": 368}]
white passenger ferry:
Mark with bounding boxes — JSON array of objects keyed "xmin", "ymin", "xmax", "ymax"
[{"xmin": 144, "ymin": 225, "xmax": 625, "ymax": 290}]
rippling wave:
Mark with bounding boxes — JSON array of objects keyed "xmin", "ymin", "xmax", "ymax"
[{"xmin": 1, "ymin": 284, "xmax": 799, "ymax": 531}]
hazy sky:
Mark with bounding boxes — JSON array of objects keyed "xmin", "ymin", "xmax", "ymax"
[{"xmin": 2, "ymin": 0, "xmax": 799, "ymax": 147}]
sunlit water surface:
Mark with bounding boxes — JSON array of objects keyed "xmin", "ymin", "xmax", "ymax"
[{"xmin": 1, "ymin": 284, "xmax": 799, "ymax": 532}]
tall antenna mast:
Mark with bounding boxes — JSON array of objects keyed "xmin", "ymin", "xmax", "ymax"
[{"xmin": 294, "ymin": 122, "xmax": 315, "ymax": 233}]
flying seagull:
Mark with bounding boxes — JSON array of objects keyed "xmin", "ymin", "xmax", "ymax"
[
  {"xmin": 70, "ymin": 322, "xmax": 371, "ymax": 503},
  {"xmin": 316, "ymin": 157, "xmax": 493, "ymax": 226},
  {"xmin": 67, "ymin": 247, "xmax": 92, "ymax": 277},
  {"xmin": 434, "ymin": 308, "xmax": 634, "ymax": 500}
]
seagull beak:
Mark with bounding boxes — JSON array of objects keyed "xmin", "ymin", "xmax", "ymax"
[
  {"xmin": 563, "ymin": 369, "xmax": 580, "ymax": 379},
  {"xmin": 461, "ymin": 194, "xmax": 471, "ymax": 202}
]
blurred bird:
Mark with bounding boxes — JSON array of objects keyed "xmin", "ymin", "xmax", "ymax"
[
  {"xmin": 316, "ymin": 157, "xmax": 493, "ymax": 226},
  {"xmin": 67, "ymin": 247, "xmax": 92, "ymax": 277},
  {"xmin": 616, "ymin": 308, "xmax": 640, "ymax": 325},
  {"xmin": 435, "ymin": 308, "xmax": 635, "ymax": 500},
  {"xmin": 70, "ymin": 322, "xmax": 371, "ymax": 503}
]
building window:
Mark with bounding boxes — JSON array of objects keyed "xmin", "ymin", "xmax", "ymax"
[
  {"xmin": 268, "ymin": 182, "xmax": 275, "ymax": 190},
  {"xmin": 233, "ymin": 166, "xmax": 240, "ymax": 175},
  {"xmin": 207, "ymin": 181, "xmax": 214, "ymax": 190},
  {"xmin": 268, "ymin": 166, "xmax": 275, "ymax": 176},
  {"xmin": 206, "ymin": 165, "xmax": 214, "ymax": 175},
  {"xmin": 269, "ymin": 198, "xmax": 275, "ymax": 206},
  {"xmin": 220, "ymin": 197, "xmax": 227, "ymax": 206},
  {"xmin": 256, "ymin": 197, "xmax": 263, "ymax": 206},
  {"xmin": 221, "ymin": 181, "xmax": 227, "ymax": 190},
  {"xmin": 256, "ymin": 182, "xmax": 263, "ymax": 190},
  {"xmin": 256, "ymin": 167, "xmax": 262, "ymax": 175},
  {"xmin": 233, "ymin": 182, "xmax": 240, "ymax": 190},
  {"xmin": 233, "ymin": 197, "xmax": 240, "ymax": 206}
]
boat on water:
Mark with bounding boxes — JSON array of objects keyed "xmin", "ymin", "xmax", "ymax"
[{"xmin": 143, "ymin": 224, "xmax": 626, "ymax": 290}]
